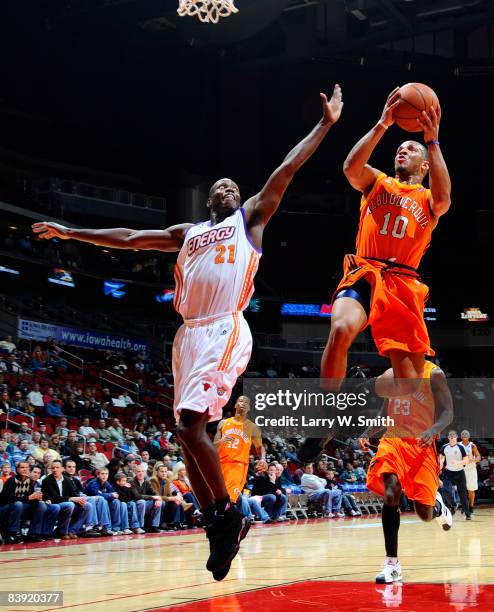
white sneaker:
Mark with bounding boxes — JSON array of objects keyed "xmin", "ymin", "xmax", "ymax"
[
  {"xmin": 113, "ymin": 531, "xmax": 123, "ymax": 536},
  {"xmin": 435, "ymin": 491, "xmax": 452, "ymax": 531},
  {"xmin": 350, "ymin": 510, "xmax": 358, "ymax": 516},
  {"xmin": 324, "ymin": 512, "xmax": 334, "ymax": 518},
  {"xmin": 336, "ymin": 512, "xmax": 346, "ymax": 518},
  {"xmin": 134, "ymin": 527, "xmax": 146, "ymax": 534},
  {"xmin": 375, "ymin": 560, "xmax": 403, "ymax": 584},
  {"xmin": 122, "ymin": 529, "xmax": 133, "ymax": 535}
]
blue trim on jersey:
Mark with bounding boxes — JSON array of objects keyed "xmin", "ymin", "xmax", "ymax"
[{"xmin": 240, "ymin": 207, "xmax": 263, "ymax": 254}]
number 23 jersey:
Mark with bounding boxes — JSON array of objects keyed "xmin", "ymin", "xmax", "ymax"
[
  {"xmin": 174, "ymin": 208, "xmax": 261, "ymax": 321},
  {"xmin": 356, "ymin": 173, "xmax": 433, "ymax": 269}
]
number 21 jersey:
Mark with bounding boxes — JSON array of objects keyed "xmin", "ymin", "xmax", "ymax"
[{"xmin": 174, "ymin": 208, "xmax": 261, "ymax": 321}]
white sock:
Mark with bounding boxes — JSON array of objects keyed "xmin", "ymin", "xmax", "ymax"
[{"xmin": 386, "ymin": 556, "xmax": 399, "ymax": 565}]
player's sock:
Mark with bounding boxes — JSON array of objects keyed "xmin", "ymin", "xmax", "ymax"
[
  {"xmin": 202, "ymin": 504, "xmax": 217, "ymax": 528},
  {"xmin": 214, "ymin": 496, "xmax": 231, "ymax": 517},
  {"xmin": 386, "ymin": 556, "xmax": 399, "ymax": 565},
  {"xmin": 382, "ymin": 504, "xmax": 400, "ymax": 558}
]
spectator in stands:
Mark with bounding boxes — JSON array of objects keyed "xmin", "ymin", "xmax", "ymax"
[
  {"xmin": 83, "ymin": 467, "xmax": 123, "ymax": 535},
  {"xmin": 149, "ymin": 463, "xmax": 187, "ymax": 530},
  {"xmin": 27, "ymin": 384, "xmax": 44, "ymax": 413},
  {"xmin": 17, "ymin": 422, "xmax": 32, "ymax": 443},
  {"xmin": 37, "ymin": 422, "xmax": 48, "ymax": 438},
  {"xmin": 114, "ymin": 359, "xmax": 128, "ymax": 374},
  {"xmin": 96, "ymin": 419, "xmax": 112, "ymax": 443},
  {"xmin": 46, "ymin": 397, "xmax": 65, "ymax": 418},
  {"xmin": 1, "ymin": 461, "xmax": 13, "ymax": 484},
  {"xmin": 84, "ymin": 442, "xmax": 109, "ymax": 471},
  {"xmin": 326, "ymin": 469, "xmax": 361, "ymax": 516},
  {"xmin": 0, "ymin": 461, "xmax": 47, "ymax": 543},
  {"xmin": 0, "ymin": 335, "xmax": 16, "ymax": 354},
  {"xmin": 143, "ymin": 434, "xmax": 162, "ymax": 460},
  {"xmin": 113, "ymin": 472, "xmax": 146, "ymax": 534},
  {"xmin": 315, "ymin": 459, "xmax": 328, "ymax": 478},
  {"xmin": 121, "ymin": 456, "xmax": 138, "ymax": 480},
  {"xmin": 340, "ymin": 462, "xmax": 362, "ymax": 484},
  {"xmin": 55, "ymin": 417, "xmax": 69, "ymax": 439},
  {"xmin": 301, "ymin": 463, "xmax": 344, "ymax": 519},
  {"xmin": 352, "ymin": 460, "xmax": 367, "ymax": 484},
  {"xmin": 121, "ymin": 429, "xmax": 139, "ymax": 455},
  {"xmin": 154, "ymin": 423, "xmax": 172, "ymax": 443},
  {"xmin": 29, "ymin": 431, "xmax": 42, "ymax": 455},
  {"xmin": 130, "ymin": 464, "xmax": 161, "ymax": 533},
  {"xmin": 42, "ymin": 460, "xmax": 90, "ymax": 540},
  {"xmin": 9, "ymin": 439, "xmax": 32, "ymax": 466},
  {"xmin": 107, "ymin": 458, "xmax": 123, "ymax": 484},
  {"xmin": 79, "ymin": 417, "xmax": 98, "ymax": 439},
  {"xmin": 0, "ymin": 441, "xmax": 10, "ymax": 467},
  {"xmin": 107, "ymin": 419, "xmax": 124, "ymax": 445},
  {"xmin": 155, "ymin": 430, "xmax": 173, "ymax": 455},
  {"xmin": 8, "ymin": 355, "xmax": 23, "ymax": 376},
  {"xmin": 275, "ymin": 460, "xmax": 295, "ymax": 487},
  {"xmin": 0, "ymin": 391, "xmax": 12, "ymax": 415},
  {"xmin": 120, "ymin": 391, "xmax": 133, "ymax": 406},
  {"xmin": 251, "ymin": 462, "xmax": 288, "ymax": 521},
  {"xmin": 172, "ymin": 463, "xmax": 201, "ymax": 513},
  {"xmin": 29, "ymin": 465, "xmax": 60, "ymax": 540},
  {"xmin": 12, "ymin": 390, "xmax": 27, "ymax": 412},
  {"xmin": 32, "ymin": 438, "xmax": 61, "ymax": 463},
  {"xmin": 61, "ymin": 460, "xmax": 111, "ymax": 537},
  {"xmin": 139, "ymin": 450, "xmax": 150, "ymax": 473},
  {"xmin": 61, "ymin": 430, "xmax": 79, "ymax": 457},
  {"xmin": 49, "ymin": 434, "xmax": 62, "ymax": 454}
]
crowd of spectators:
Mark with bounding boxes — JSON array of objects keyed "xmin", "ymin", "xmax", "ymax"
[{"xmin": 1, "ymin": 334, "xmax": 494, "ymax": 546}]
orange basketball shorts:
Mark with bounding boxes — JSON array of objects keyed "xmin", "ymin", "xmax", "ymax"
[
  {"xmin": 334, "ymin": 254, "xmax": 434, "ymax": 357},
  {"xmin": 366, "ymin": 438, "xmax": 439, "ymax": 507},
  {"xmin": 220, "ymin": 461, "xmax": 249, "ymax": 503}
]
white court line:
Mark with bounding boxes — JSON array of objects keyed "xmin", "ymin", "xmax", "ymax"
[{"xmin": 334, "ymin": 519, "xmax": 421, "ymax": 529}]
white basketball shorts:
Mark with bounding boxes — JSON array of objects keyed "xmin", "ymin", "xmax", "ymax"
[
  {"xmin": 464, "ymin": 464, "xmax": 478, "ymax": 491},
  {"xmin": 172, "ymin": 311, "xmax": 252, "ymax": 423}
]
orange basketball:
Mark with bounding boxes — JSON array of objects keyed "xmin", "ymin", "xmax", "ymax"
[{"xmin": 393, "ymin": 83, "xmax": 440, "ymax": 132}]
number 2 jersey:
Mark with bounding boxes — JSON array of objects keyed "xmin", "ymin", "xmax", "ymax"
[
  {"xmin": 173, "ymin": 208, "xmax": 261, "ymax": 321},
  {"xmin": 356, "ymin": 173, "xmax": 432, "ymax": 269}
]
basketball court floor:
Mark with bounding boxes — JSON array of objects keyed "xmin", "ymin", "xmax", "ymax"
[{"xmin": 1, "ymin": 508, "xmax": 493, "ymax": 611}]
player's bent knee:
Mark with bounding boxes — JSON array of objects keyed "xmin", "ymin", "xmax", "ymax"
[{"xmin": 328, "ymin": 319, "xmax": 359, "ymax": 349}]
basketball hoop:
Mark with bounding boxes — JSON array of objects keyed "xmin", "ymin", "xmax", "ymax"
[{"xmin": 177, "ymin": 0, "xmax": 239, "ymax": 24}]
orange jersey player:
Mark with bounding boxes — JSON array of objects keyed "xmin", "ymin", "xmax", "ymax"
[
  {"xmin": 214, "ymin": 396, "xmax": 265, "ymax": 504},
  {"xmin": 321, "ymin": 87, "xmax": 451, "ymax": 392},
  {"xmin": 359, "ymin": 360, "xmax": 454, "ymax": 585}
]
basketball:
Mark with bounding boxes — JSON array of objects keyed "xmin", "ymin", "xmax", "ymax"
[{"xmin": 393, "ymin": 83, "xmax": 440, "ymax": 132}]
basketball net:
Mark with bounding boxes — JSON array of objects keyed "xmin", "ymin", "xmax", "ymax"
[{"xmin": 177, "ymin": 0, "xmax": 239, "ymax": 23}]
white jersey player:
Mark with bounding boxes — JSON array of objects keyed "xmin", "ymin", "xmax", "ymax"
[
  {"xmin": 32, "ymin": 83, "xmax": 343, "ymax": 581},
  {"xmin": 459, "ymin": 430, "xmax": 480, "ymax": 512}
]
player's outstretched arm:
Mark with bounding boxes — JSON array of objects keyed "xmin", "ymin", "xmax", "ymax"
[
  {"xmin": 32, "ymin": 221, "xmax": 193, "ymax": 252},
  {"xmin": 417, "ymin": 106, "xmax": 451, "ymax": 218},
  {"xmin": 243, "ymin": 84, "xmax": 343, "ymax": 235},
  {"xmin": 343, "ymin": 87, "xmax": 401, "ymax": 193},
  {"xmin": 417, "ymin": 368, "xmax": 454, "ymax": 447}
]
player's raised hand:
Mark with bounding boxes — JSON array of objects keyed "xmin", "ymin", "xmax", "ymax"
[
  {"xmin": 32, "ymin": 222, "xmax": 70, "ymax": 240},
  {"xmin": 417, "ymin": 105, "xmax": 440, "ymax": 142},
  {"xmin": 321, "ymin": 84, "xmax": 343, "ymax": 126},
  {"xmin": 379, "ymin": 87, "xmax": 401, "ymax": 128}
]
